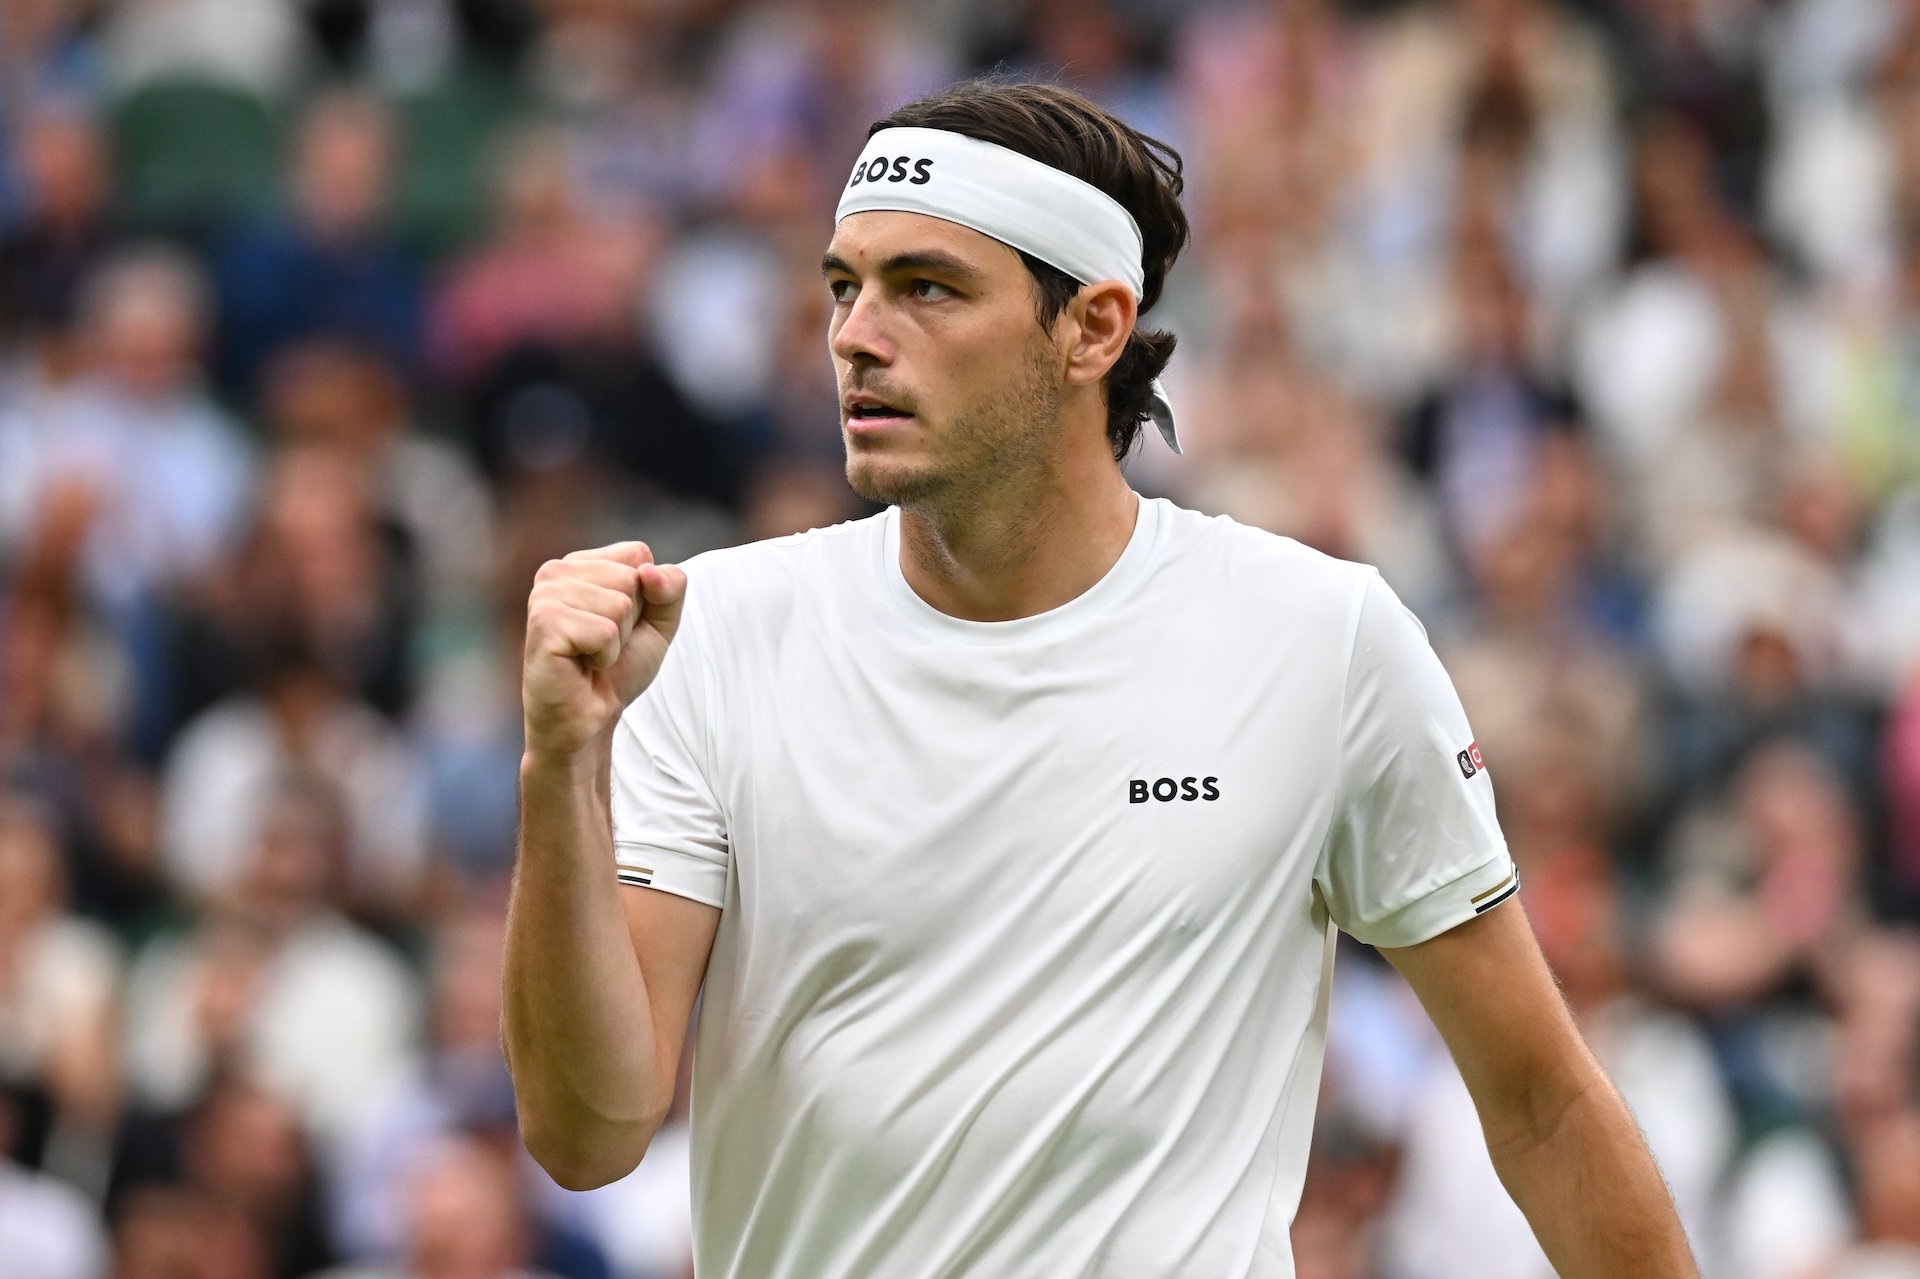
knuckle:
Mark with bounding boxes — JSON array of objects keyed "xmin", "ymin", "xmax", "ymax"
[{"xmin": 528, "ymin": 606, "xmax": 574, "ymax": 643}]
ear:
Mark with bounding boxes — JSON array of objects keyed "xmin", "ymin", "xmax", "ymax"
[{"xmin": 1061, "ymin": 280, "xmax": 1137, "ymax": 389}]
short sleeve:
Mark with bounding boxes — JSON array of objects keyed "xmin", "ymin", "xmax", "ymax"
[
  {"xmin": 609, "ymin": 585, "xmax": 730, "ymax": 909},
  {"xmin": 1315, "ymin": 570, "xmax": 1516, "ymax": 948}
]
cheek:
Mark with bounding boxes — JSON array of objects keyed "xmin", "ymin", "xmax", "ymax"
[{"xmin": 939, "ymin": 327, "xmax": 1044, "ymax": 406}]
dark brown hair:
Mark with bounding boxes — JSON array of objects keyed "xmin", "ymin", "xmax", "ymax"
[{"xmin": 871, "ymin": 78, "xmax": 1189, "ymax": 462}]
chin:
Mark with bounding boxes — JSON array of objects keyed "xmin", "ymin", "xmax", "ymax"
[{"xmin": 844, "ymin": 451, "xmax": 944, "ymax": 507}]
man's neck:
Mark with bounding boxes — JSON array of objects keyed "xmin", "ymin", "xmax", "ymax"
[{"xmin": 897, "ymin": 447, "xmax": 1139, "ymax": 623}]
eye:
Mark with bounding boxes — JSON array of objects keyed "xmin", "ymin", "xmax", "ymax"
[
  {"xmin": 827, "ymin": 279, "xmax": 857, "ymax": 303},
  {"xmin": 909, "ymin": 279, "xmax": 955, "ymax": 301}
]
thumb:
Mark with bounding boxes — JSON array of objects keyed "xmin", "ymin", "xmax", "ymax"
[{"xmin": 636, "ymin": 563, "xmax": 688, "ymax": 643}]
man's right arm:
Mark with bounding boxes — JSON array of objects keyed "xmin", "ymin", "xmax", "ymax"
[{"xmin": 501, "ymin": 542, "xmax": 720, "ymax": 1190}]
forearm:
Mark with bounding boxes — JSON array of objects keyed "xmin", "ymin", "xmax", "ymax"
[
  {"xmin": 1387, "ymin": 907, "xmax": 1700, "ymax": 1279},
  {"xmin": 503, "ymin": 740, "xmax": 666, "ymax": 1188},
  {"xmin": 1487, "ymin": 1073, "xmax": 1699, "ymax": 1278}
]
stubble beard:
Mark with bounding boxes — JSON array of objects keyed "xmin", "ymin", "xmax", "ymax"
[{"xmin": 844, "ymin": 337, "xmax": 1062, "ymax": 521}]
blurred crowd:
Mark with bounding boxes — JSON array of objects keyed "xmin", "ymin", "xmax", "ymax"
[{"xmin": 2, "ymin": 0, "xmax": 1920, "ymax": 1277}]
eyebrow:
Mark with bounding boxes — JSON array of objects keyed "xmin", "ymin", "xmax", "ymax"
[{"xmin": 820, "ymin": 249, "xmax": 987, "ymax": 287}]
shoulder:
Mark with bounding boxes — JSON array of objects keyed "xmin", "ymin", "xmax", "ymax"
[
  {"xmin": 1149, "ymin": 498, "xmax": 1377, "ymax": 626},
  {"xmin": 674, "ymin": 512, "xmax": 885, "ymax": 619}
]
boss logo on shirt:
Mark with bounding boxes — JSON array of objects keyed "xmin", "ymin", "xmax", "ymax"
[
  {"xmin": 1456, "ymin": 741, "xmax": 1486, "ymax": 779},
  {"xmin": 1129, "ymin": 777, "xmax": 1220, "ymax": 803},
  {"xmin": 847, "ymin": 155, "xmax": 935, "ymax": 188}
]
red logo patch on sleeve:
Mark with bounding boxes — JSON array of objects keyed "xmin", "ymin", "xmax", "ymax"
[{"xmin": 1456, "ymin": 741, "xmax": 1487, "ymax": 779}]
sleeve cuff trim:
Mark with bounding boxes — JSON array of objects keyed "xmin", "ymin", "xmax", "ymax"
[
  {"xmin": 614, "ymin": 841, "xmax": 728, "ymax": 909},
  {"xmin": 1349, "ymin": 845, "xmax": 1516, "ymax": 948},
  {"xmin": 1470, "ymin": 868, "xmax": 1519, "ymax": 912}
]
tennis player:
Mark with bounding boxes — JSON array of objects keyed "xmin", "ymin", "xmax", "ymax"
[{"xmin": 503, "ymin": 80, "xmax": 1699, "ymax": 1278}]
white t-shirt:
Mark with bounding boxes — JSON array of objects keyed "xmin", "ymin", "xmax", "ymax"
[{"xmin": 611, "ymin": 496, "xmax": 1515, "ymax": 1279}]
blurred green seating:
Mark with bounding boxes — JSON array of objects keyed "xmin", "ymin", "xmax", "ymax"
[
  {"xmin": 390, "ymin": 65, "xmax": 530, "ymax": 257},
  {"xmin": 110, "ymin": 77, "xmax": 284, "ymax": 233}
]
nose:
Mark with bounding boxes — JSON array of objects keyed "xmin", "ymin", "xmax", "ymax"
[{"xmin": 829, "ymin": 284, "xmax": 894, "ymax": 368}]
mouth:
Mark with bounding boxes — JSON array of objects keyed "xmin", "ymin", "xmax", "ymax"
[{"xmin": 843, "ymin": 398, "xmax": 916, "ymax": 432}]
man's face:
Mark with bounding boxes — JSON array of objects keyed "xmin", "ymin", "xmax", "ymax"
[{"xmin": 823, "ymin": 211, "xmax": 1065, "ymax": 510}]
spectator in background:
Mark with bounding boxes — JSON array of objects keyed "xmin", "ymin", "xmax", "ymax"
[
  {"xmin": 0, "ymin": 794, "xmax": 121, "ymax": 1195},
  {"xmin": 108, "ymin": 1184, "xmax": 268, "ymax": 1279},
  {"xmin": 0, "ymin": 1091, "xmax": 108, "ymax": 1279},
  {"xmin": 438, "ymin": 127, "xmax": 744, "ymax": 509},
  {"xmin": 0, "ymin": 245, "xmax": 253, "ymax": 617},
  {"xmin": 1719, "ymin": 928, "xmax": 1920, "ymax": 1279},
  {"xmin": 316, "ymin": 1134, "xmax": 571, "ymax": 1279},
  {"xmin": 157, "ymin": 1078, "xmax": 334, "ymax": 1279},
  {"xmin": 166, "ymin": 437, "xmax": 421, "ymax": 734},
  {"xmin": 259, "ymin": 339, "xmax": 495, "ymax": 627},
  {"xmin": 0, "ymin": 107, "xmax": 115, "ymax": 626},
  {"xmin": 464, "ymin": 270, "xmax": 745, "ymax": 515},
  {"xmin": 158, "ymin": 611, "xmax": 429, "ymax": 917},
  {"xmin": 552, "ymin": 1, "xmax": 713, "ymax": 218},
  {"xmin": 428, "ymin": 125, "xmax": 614, "ymax": 390},
  {"xmin": 1355, "ymin": 0, "xmax": 1620, "ymax": 300},
  {"xmin": 1005, "ymin": 0, "xmax": 1174, "ymax": 141},
  {"xmin": 0, "ymin": 0, "xmax": 103, "ymax": 229},
  {"xmin": 1398, "ymin": 237, "xmax": 1587, "ymax": 563},
  {"xmin": 213, "ymin": 88, "xmax": 423, "ymax": 396},
  {"xmin": 0, "ymin": 540, "xmax": 168, "ymax": 937},
  {"xmin": 1455, "ymin": 20, "xmax": 1626, "ymax": 330},
  {"xmin": 1652, "ymin": 742, "xmax": 1869, "ymax": 1120},
  {"xmin": 687, "ymin": 0, "xmax": 953, "ymax": 218},
  {"xmin": 126, "ymin": 777, "xmax": 421, "ymax": 1157},
  {"xmin": 0, "ymin": 103, "xmax": 119, "ymax": 345},
  {"xmin": 1612, "ymin": 0, "xmax": 1770, "ymax": 203},
  {"xmin": 332, "ymin": 903, "xmax": 517, "ymax": 1262},
  {"xmin": 0, "ymin": 243, "xmax": 253, "ymax": 763},
  {"xmin": 1764, "ymin": 0, "xmax": 1920, "ymax": 294},
  {"xmin": 1577, "ymin": 114, "xmax": 1838, "ymax": 568},
  {"xmin": 1168, "ymin": 0, "xmax": 1377, "ymax": 402},
  {"xmin": 1651, "ymin": 528, "xmax": 1875, "ymax": 797}
]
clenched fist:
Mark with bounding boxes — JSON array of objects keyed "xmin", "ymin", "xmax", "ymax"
[{"xmin": 521, "ymin": 541, "xmax": 688, "ymax": 763}]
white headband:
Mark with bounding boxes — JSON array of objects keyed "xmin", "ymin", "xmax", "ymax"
[{"xmin": 835, "ymin": 126, "xmax": 1180, "ymax": 454}]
